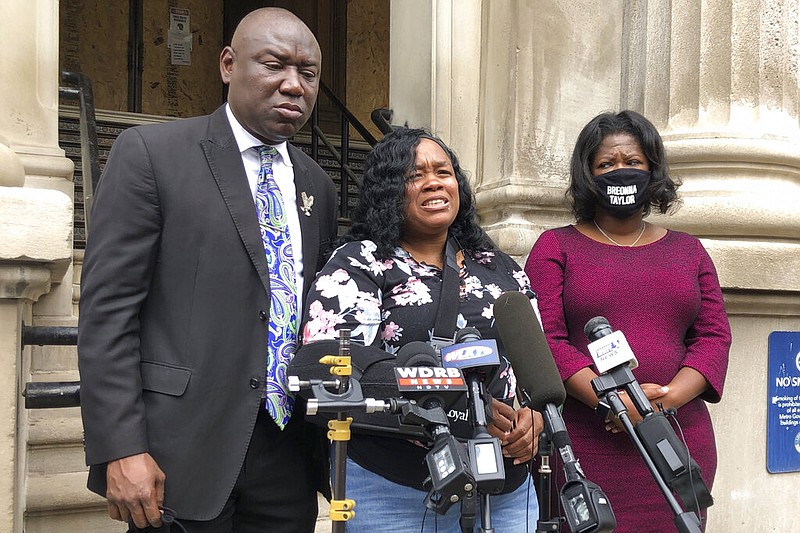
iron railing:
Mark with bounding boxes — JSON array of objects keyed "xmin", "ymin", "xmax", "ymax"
[
  {"xmin": 21, "ymin": 324, "xmax": 81, "ymax": 409},
  {"xmin": 310, "ymin": 82, "xmax": 384, "ymax": 223},
  {"xmin": 22, "ymin": 71, "xmax": 101, "ymax": 409},
  {"xmin": 59, "ymin": 70, "xmax": 101, "ymax": 230}
]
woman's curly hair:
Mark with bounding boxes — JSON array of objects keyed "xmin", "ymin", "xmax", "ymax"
[
  {"xmin": 342, "ymin": 127, "xmax": 492, "ymax": 259},
  {"xmin": 569, "ymin": 110, "xmax": 681, "ymax": 222}
]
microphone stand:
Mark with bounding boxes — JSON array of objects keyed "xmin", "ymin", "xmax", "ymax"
[
  {"xmin": 326, "ymin": 330, "xmax": 355, "ymax": 533},
  {"xmin": 517, "ymin": 380, "xmax": 613, "ymax": 533},
  {"xmin": 534, "ymin": 430, "xmax": 560, "ymax": 532},
  {"xmin": 292, "ymin": 344, "xmax": 478, "ymax": 531},
  {"xmin": 516, "ymin": 386, "xmax": 561, "ymax": 533},
  {"xmin": 460, "ymin": 486, "xmax": 478, "ymax": 533},
  {"xmin": 593, "ymin": 367, "xmax": 702, "ymax": 533}
]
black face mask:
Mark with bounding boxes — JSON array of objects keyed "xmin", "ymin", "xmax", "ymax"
[{"xmin": 592, "ymin": 168, "xmax": 652, "ymax": 218}]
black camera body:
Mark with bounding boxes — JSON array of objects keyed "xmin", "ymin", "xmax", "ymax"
[
  {"xmin": 636, "ymin": 412, "xmax": 713, "ymax": 513},
  {"xmin": 561, "ymin": 477, "xmax": 617, "ymax": 533}
]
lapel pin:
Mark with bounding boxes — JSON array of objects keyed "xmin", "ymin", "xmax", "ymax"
[{"xmin": 300, "ymin": 191, "xmax": 314, "ymax": 217}]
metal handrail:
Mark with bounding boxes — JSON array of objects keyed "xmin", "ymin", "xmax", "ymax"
[
  {"xmin": 22, "ymin": 325, "xmax": 78, "ymax": 346},
  {"xmin": 370, "ymin": 108, "xmax": 394, "ymax": 135},
  {"xmin": 23, "ymin": 381, "xmax": 81, "ymax": 409},
  {"xmin": 59, "ymin": 70, "xmax": 101, "ymax": 230},
  {"xmin": 319, "ymin": 82, "xmax": 378, "ymax": 146},
  {"xmin": 21, "ymin": 324, "xmax": 81, "ymax": 409},
  {"xmin": 310, "ymin": 81, "xmax": 381, "ymax": 222},
  {"xmin": 312, "ymin": 125, "xmax": 362, "ymax": 188}
]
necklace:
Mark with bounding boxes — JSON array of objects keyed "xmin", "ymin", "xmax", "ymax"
[{"xmin": 593, "ymin": 220, "xmax": 646, "ymax": 247}]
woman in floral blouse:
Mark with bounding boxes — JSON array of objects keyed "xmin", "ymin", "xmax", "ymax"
[{"xmin": 300, "ymin": 128, "xmax": 543, "ymax": 532}]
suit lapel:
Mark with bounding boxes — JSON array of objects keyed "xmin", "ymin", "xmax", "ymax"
[
  {"xmin": 288, "ymin": 143, "xmax": 321, "ymax": 291},
  {"xmin": 201, "ymin": 107, "xmax": 271, "ymax": 294}
]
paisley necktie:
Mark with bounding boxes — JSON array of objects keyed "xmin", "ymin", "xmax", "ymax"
[{"xmin": 255, "ymin": 145, "xmax": 297, "ymax": 429}]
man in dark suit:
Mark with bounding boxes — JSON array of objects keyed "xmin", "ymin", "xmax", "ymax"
[{"xmin": 77, "ymin": 8, "xmax": 336, "ymax": 532}]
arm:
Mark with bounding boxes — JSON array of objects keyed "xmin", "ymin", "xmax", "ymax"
[
  {"xmin": 637, "ymin": 241, "xmax": 731, "ymax": 414},
  {"xmin": 602, "ymin": 244, "xmax": 728, "ymax": 431},
  {"xmin": 627, "ymin": 242, "xmax": 731, "ymax": 419},
  {"xmin": 525, "ymin": 231, "xmax": 595, "ymax": 396},
  {"xmin": 78, "ymin": 128, "xmax": 164, "ymax": 527},
  {"xmin": 678, "ymin": 241, "xmax": 732, "ymax": 403}
]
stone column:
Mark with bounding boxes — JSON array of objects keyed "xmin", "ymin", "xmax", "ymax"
[
  {"xmin": 0, "ymin": 1, "xmax": 74, "ymax": 532},
  {"xmin": 389, "ymin": 0, "xmax": 435, "ymax": 129},
  {"xmin": 622, "ymin": 2, "xmax": 800, "ymax": 531},
  {"xmin": 471, "ymin": 0, "xmax": 625, "ymax": 260},
  {"xmin": 389, "ymin": 0, "xmax": 483, "ymax": 183}
]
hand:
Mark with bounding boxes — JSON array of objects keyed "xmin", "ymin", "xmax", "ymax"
[
  {"xmin": 643, "ymin": 382, "xmax": 673, "ymax": 413},
  {"xmin": 489, "ymin": 400, "xmax": 540, "ymax": 465},
  {"xmin": 604, "ymin": 384, "xmax": 669, "ymax": 434},
  {"xmin": 105, "ymin": 452, "xmax": 166, "ymax": 528},
  {"xmin": 503, "ymin": 407, "xmax": 538, "ymax": 464},
  {"xmin": 488, "ymin": 398, "xmax": 515, "ymax": 435}
]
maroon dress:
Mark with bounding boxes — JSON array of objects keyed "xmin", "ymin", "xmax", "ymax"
[{"xmin": 525, "ymin": 226, "xmax": 730, "ymax": 533}]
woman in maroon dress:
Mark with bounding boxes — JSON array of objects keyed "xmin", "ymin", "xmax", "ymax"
[{"xmin": 525, "ymin": 110, "xmax": 731, "ymax": 532}]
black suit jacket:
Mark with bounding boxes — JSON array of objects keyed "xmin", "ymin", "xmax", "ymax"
[{"xmin": 77, "ymin": 105, "xmax": 337, "ymax": 520}]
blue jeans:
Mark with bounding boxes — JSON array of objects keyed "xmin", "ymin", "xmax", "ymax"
[{"xmin": 340, "ymin": 457, "xmax": 539, "ymax": 532}]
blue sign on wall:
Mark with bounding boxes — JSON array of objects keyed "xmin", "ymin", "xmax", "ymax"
[{"xmin": 767, "ymin": 331, "xmax": 800, "ymax": 473}]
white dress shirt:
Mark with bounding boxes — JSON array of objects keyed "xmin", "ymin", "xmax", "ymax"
[{"xmin": 225, "ymin": 104, "xmax": 305, "ymax": 314}]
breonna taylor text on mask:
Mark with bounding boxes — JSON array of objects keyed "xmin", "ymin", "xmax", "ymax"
[{"xmin": 606, "ymin": 184, "xmax": 638, "ymax": 205}]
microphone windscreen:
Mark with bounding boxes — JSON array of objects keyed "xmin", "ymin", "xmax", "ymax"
[
  {"xmin": 395, "ymin": 341, "xmax": 440, "ymax": 367},
  {"xmin": 494, "ymin": 291, "xmax": 566, "ymax": 410},
  {"xmin": 454, "ymin": 327, "xmax": 482, "ymax": 344},
  {"xmin": 584, "ymin": 316, "xmax": 612, "ymax": 342}
]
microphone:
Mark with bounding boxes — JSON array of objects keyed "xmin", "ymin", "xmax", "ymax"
[
  {"xmin": 396, "ymin": 341, "xmax": 440, "ymax": 367},
  {"xmin": 393, "ymin": 341, "xmax": 467, "ymax": 411},
  {"xmin": 495, "ymin": 291, "xmax": 616, "ymax": 533},
  {"xmin": 494, "ymin": 291, "xmax": 578, "ymax": 458},
  {"xmin": 440, "ymin": 326, "xmax": 500, "ymax": 427},
  {"xmin": 392, "ymin": 342, "xmax": 476, "ymax": 515},
  {"xmin": 584, "ymin": 316, "xmax": 638, "ymax": 374},
  {"xmin": 583, "ymin": 317, "xmax": 714, "ymax": 515},
  {"xmin": 493, "ymin": 291, "xmax": 565, "ymax": 410},
  {"xmin": 441, "ymin": 327, "xmax": 505, "ymax": 494},
  {"xmin": 440, "ymin": 327, "xmax": 501, "ymax": 377},
  {"xmin": 583, "ymin": 316, "xmax": 651, "ymax": 419}
]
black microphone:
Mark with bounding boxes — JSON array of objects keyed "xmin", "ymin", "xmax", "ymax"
[
  {"xmin": 583, "ymin": 317, "xmax": 714, "ymax": 515},
  {"xmin": 393, "ymin": 341, "xmax": 467, "ymax": 411},
  {"xmin": 493, "ymin": 292, "xmax": 565, "ymax": 411},
  {"xmin": 441, "ymin": 327, "xmax": 499, "ymax": 400},
  {"xmin": 396, "ymin": 341, "xmax": 440, "ymax": 367},
  {"xmin": 393, "ymin": 343, "xmax": 477, "ymax": 515},
  {"xmin": 441, "ymin": 327, "xmax": 501, "ymax": 375},
  {"xmin": 494, "ymin": 292, "xmax": 577, "ymax": 460},
  {"xmin": 440, "ymin": 326, "xmax": 500, "ymax": 428},
  {"xmin": 495, "ymin": 291, "xmax": 616, "ymax": 533}
]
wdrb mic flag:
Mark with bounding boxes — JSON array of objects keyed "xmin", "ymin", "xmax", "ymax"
[{"xmin": 394, "ymin": 366, "xmax": 467, "ymax": 391}]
